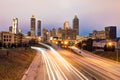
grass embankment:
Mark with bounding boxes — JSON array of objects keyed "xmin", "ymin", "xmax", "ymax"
[
  {"xmin": 93, "ymin": 50, "xmax": 120, "ymax": 62},
  {"xmin": 0, "ymin": 48, "xmax": 36, "ymax": 80}
]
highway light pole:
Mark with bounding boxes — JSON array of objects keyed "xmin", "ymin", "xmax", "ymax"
[{"xmin": 117, "ymin": 41, "xmax": 119, "ymax": 62}]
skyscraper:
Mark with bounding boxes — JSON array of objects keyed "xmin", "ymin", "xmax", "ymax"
[
  {"xmin": 64, "ymin": 21, "xmax": 70, "ymax": 30},
  {"xmin": 57, "ymin": 27, "xmax": 62, "ymax": 40},
  {"xmin": 12, "ymin": 18, "xmax": 18, "ymax": 34},
  {"xmin": 37, "ymin": 20, "xmax": 41, "ymax": 36},
  {"xmin": 30, "ymin": 15, "xmax": 36, "ymax": 36},
  {"xmin": 42, "ymin": 28, "xmax": 49, "ymax": 41},
  {"xmin": 9, "ymin": 26, "xmax": 12, "ymax": 32},
  {"xmin": 73, "ymin": 15, "xmax": 79, "ymax": 35},
  {"xmin": 50, "ymin": 28, "xmax": 56, "ymax": 37},
  {"xmin": 62, "ymin": 29, "xmax": 76, "ymax": 40},
  {"xmin": 105, "ymin": 26, "xmax": 117, "ymax": 40}
]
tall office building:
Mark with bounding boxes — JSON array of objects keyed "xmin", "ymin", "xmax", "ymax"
[
  {"xmin": 0, "ymin": 31, "xmax": 14, "ymax": 45},
  {"xmin": 30, "ymin": 15, "xmax": 36, "ymax": 36},
  {"xmin": 57, "ymin": 27, "xmax": 63, "ymax": 39},
  {"xmin": 42, "ymin": 28, "xmax": 49, "ymax": 41},
  {"xmin": 12, "ymin": 18, "xmax": 18, "ymax": 34},
  {"xmin": 9, "ymin": 26, "xmax": 12, "ymax": 32},
  {"xmin": 105, "ymin": 26, "xmax": 117, "ymax": 40},
  {"xmin": 64, "ymin": 21, "xmax": 70, "ymax": 30},
  {"xmin": 62, "ymin": 29, "xmax": 76, "ymax": 40},
  {"xmin": 50, "ymin": 28, "xmax": 56, "ymax": 37},
  {"xmin": 73, "ymin": 15, "xmax": 79, "ymax": 35},
  {"xmin": 37, "ymin": 20, "xmax": 41, "ymax": 36},
  {"xmin": 89, "ymin": 30, "xmax": 106, "ymax": 39}
]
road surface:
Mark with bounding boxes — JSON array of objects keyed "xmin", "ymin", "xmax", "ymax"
[
  {"xmin": 31, "ymin": 43, "xmax": 92, "ymax": 80},
  {"xmin": 67, "ymin": 46, "xmax": 120, "ymax": 80},
  {"xmin": 26, "ymin": 43, "xmax": 120, "ymax": 80}
]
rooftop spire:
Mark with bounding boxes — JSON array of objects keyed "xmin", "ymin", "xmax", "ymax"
[
  {"xmin": 74, "ymin": 15, "xmax": 78, "ymax": 19},
  {"xmin": 32, "ymin": 15, "xmax": 35, "ymax": 18}
]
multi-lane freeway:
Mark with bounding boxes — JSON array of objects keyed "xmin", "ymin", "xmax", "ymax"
[
  {"xmin": 68, "ymin": 46, "xmax": 120, "ymax": 80},
  {"xmin": 30, "ymin": 43, "xmax": 120, "ymax": 80},
  {"xmin": 32, "ymin": 43, "xmax": 91, "ymax": 80}
]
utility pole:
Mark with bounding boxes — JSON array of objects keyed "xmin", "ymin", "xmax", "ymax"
[{"xmin": 117, "ymin": 41, "xmax": 119, "ymax": 62}]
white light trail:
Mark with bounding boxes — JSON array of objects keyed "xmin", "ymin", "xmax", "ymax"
[
  {"xmin": 34, "ymin": 43, "xmax": 89, "ymax": 80},
  {"xmin": 69, "ymin": 46, "xmax": 120, "ymax": 80},
  {"xmin": 31, "ymin": 46, "xmax": 89, "ymax": 80}
]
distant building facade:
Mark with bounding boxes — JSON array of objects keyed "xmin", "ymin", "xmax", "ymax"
[
  {"xmin": 117, "ymin": 38, "xmax": 120, "ymax": 49},
  {"xmin": 0, "ymin": 31, "xmax": 14, "ymax": 47},
  {"xmin": 89, "ymin": 30, "xmax": 106, "ymax": 39},
  {"xmin": 57, "ymin": 27, "xmax": 62, "ymax": 40},
  {"xmin": 0, "ymin": 31, "xmax": 26, "ymax": 47},
  {"xmin": 50, "ymin": 28, "xmax": 56, "ymax": 37},
  {"xmin": 12, "ymin": 18, "xmax": 18, "ymax": 34},
  {"xmin": 93, "ymin": 39, "xmax": 118, "ymax": 49},
  {"xmin": 27, "ymin": 31, "xmax": 31, "ymax": 36},
  {"xmin": 37, "ymin": 20, "xmax": 41, "ymax": 36},
  {"xmin": 9, "ymin": 26, "xmax": 12, "ymax": 32},
  {"xmin": 62, "ymin": 29, "xmax": 76, "ymax": 40},
  {"xmin": 105, "ymin": 26, "xmax": 117, "ymax": 40},
  {"xmin": 76, "ymin": 36, "xmax": 90, "ymax": 43},
  {"xmin": 73, "ymin": 15, "xmax": 79, "ymax": 35},
  {"xmin": 30, "ymin": 15, "xmax": 36, "ymax": 36},
  {"xmin": 16, "ymin": 33, "xmax": 24, "ymax": 45},
  {"xmin": 64, "ymin": 21, "xmax": 70, "ymax": 30},
  {"xmin": 0, "ymin": 32, "xmax": 1, "ymax": 42},
  {"xmin": 42, "ymin": 28, "xmax": 49, "ymax": 41}
]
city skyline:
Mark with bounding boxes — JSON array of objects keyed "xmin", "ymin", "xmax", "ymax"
[{"xmin": 0, "ymin": 0, "xmax": 120, "ymax": 36}]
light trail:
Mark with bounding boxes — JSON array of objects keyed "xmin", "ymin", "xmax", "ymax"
[
  {"xmin": 69, "ymin": 46, "xmax": 120, "ymax": 80},
  {"xmin": 40, "ymin": 43, "xmax": 89, "ymax": 80},
  {"xmin": 31, "ymin": 43, "xmax": 89, "ymax": 80}
]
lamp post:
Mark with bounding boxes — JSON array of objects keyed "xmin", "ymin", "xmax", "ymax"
[
  {"xmin": 64, "ymin": 41, "xmax": 68, "ymax": 48},
  {"xmin": 116, "ymin": 41, "xmax": 119, "ymax": 62},
  {"xmin": 107, "ymin": 42, "xmax": 113, "ymax": 51},
  {"xmin": 108, "ymin": 42, "xmax": 112, "ymax": 47}
]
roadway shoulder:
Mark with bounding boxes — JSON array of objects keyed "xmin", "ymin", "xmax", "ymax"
[{"xmin": 21, "ymin": 52, "xmax": 42, "ymax": 80}]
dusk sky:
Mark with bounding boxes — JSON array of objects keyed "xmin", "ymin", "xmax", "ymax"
[{"xmin": 0, "ymin": 0, "xmax": 120, "ymax": 36}]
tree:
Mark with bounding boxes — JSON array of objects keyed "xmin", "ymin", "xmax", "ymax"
[
  {"xmin": 104, "ymin": 44, "xmax": 115, "ymax": 52},
  {"xmin": 86, "ymin": 38, "xmax": 93, "ymax": 51},
  {"xmin": 81, "ymin": 38, "xmax": 93, "ymax": 52},
  {"xmin": 77, "ymin": 42, "xmax": 82, "ymax": 49},
  {"xmin": 0, "ymin": 40, "xmax": 2, "ymax": 48},
  {"xmin": 29, "ymin": 39, "xmax": 37, "ymax": 46},
  {"xmin": 104, "ymin": 45, "xmax": 107, "ymax": 51}
]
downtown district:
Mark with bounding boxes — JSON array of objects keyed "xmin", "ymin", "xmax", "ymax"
[{"xmin": 0, "ymin": 15, "xmax": 119, "ymax": 50}]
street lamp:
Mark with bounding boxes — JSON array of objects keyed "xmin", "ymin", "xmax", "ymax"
[
  {"xmin": 116, "ymin": 41, "xmax": 119, "ymax": 62},
  {"xmin": 55, "ymin": 41, "xmax": 58, "ymax": 44},
  {"xmin": 61, "ymin": 41, "xmax": 63, "ymax": 44},
  {"xmin": 63, "ymin": 41, "xmax": 68, "ymax": 48},
  {"xmin": 64, "ymin": 41, "xmax": 68, "ymax": 45},
  {"xmin": 108, "ymin": 42, "xmax": 112, "ymax": 47},
  {"xmin": 107, "ymin": 42, "xmax": 113, "ymax": 51},
  {"xmin": 108, "ymin": 41, "xmax": 118, "ymax": 62}
]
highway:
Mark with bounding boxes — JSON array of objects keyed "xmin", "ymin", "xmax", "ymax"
[
  {"xmin": 31, "ymin": 43, "xmax": 120, "ymax": 80},
  {"xmin": 31, "ymin": 43, "xmax": 94, "ymax": 80},
  {"xmin": 68, "ymin": 46, "xmax": 120, "ymax": 80}
]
